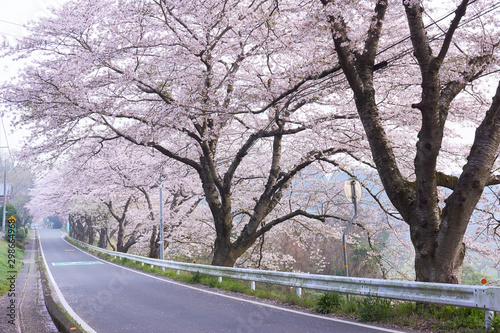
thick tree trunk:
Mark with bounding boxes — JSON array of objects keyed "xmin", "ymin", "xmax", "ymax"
[
  {"xmin": 148, "ymin": 225, "xmax": 159, "ymax": 258},
  {"xmin": 205, "ymin": 119, "xmax": 292, "ymax": 267},
  {"xmin": 87, "ymin": 216, "xmax": 95, "ymax": 245},
  {"xmin": 104, "ymin": 197, "xmax": 135, "ymax": 253},
  {"xmin": 121, "ymin": 236, "xmax": 139, "ymax": 253},
  {"xmin": 211, "ymin": 244, "xmax": 236, "ymax": 267},
  {"xmin": 117, "ymin": 223, "xmax": 141, "ymax": 253},
  {"xmin": 74, "ymin": 216, "xmax": 86, "ymax": 242},
  {"xmin": 414, "ymin": 250, "xmax": 465, "ymax": 284},
  {"xmin": 97, "ymin": 227, "xmax": 107, "ymax": 248},
  {"xmin": 68, "ymin": 214, "xmax": 76, "ymax": 238},
  {"xmin": 211, "ymin": 241, "xmax": 248, "ymax": 267},
  {"xmin": 116, "ymin": 222, "xmax": 125, "ymax": 252},
  {"xmin": 410, "ymin": 220, "xmax": 465, "ymax": 283}
]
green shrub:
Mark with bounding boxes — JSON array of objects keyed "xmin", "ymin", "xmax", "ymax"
[
  {"xmin": 207, "ymin": 279, "xmax": 219, "ymax": 288},
  {"xmin": 15, "ymin": 228, "xmax": 25, "ymax": 241},
  {"xmin": 358, "ymin": 296, "xmax": 391, "ymax": 322},
  {"xmin": 343, "ymin": 297, "xmax": 360, "ymax": 315},
  {"xmin": 450, "ymin": 307, "xmax": 483, "ymax": 330},
  {"xmin": 316, "ymin": 292, "xmax": 344, "ymax": 314},
  {"xmin": 190, "ymin": 271, "xmax": 202, "ymax": 284},
  {"xmin": 491, "ymin": 313, "xmax": 500, "ymax": 332},
  {"xmin": 426, "ymin": 305, "xmax": 485, "ymax": 331}
]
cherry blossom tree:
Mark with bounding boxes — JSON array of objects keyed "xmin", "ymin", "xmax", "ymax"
[
  {"xmin": 320, "ymin": 0, "xmax": 500, "ymax": 283},
  {"xmin": 26, "ymin": 139, "xmax": 204, "ymax": 254},
  {"xmin": 2, "ymin": 0, "xmax": 357, "ymax": 266}
]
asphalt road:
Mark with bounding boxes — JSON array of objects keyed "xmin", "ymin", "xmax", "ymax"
[{"xmin": 39, "ymin": 229, "xmax": 404, "ymax": 333}]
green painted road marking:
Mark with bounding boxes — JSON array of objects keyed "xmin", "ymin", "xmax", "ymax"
[{"xmin": 52, "ymin": 261, "xmax": 103, "ymax": 266}]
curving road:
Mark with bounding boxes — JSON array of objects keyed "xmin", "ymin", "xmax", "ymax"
[{"xmin": 39, "ymin": 229, "xmax": 405, "ymax": 333}]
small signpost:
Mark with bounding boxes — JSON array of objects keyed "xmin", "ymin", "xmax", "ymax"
[
  {"xmin": 343, "ymin": 177, "xmax": 362, "ymax": 278},
  {"xmin": 8, "ymin": 216, "xmax": 16, "ymax": 225},
  {"xmin": 343, "ymin": 177, "xmax": 361, "ymax": 301},
  {"xmin": 159, "ymin": 175, "xmax": 164, "ymax": 260}
]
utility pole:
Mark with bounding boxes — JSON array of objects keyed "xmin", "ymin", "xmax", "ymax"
[{"xmin": 1, "ymin": 114, "xmax": 10, "ymax": 237}]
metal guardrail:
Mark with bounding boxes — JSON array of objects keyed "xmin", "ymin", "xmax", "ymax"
[{"xmin": 67, "ymin": 236, "xmax": 499, "ymax": 329}]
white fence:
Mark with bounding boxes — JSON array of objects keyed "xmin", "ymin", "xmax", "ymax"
[{"xmin": 67, "ymin": 236, "xmax": 499, "ymax": 330}]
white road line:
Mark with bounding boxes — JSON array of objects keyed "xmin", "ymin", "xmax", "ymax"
[
  {"xmin": 38, "ymin": 230, "xmax": 97, "ymax": 333},
  {"xmin": 60, "ymin": 233, "xmax": 406, "ymax": 333}
]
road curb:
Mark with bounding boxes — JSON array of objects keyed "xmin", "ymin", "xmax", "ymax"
[{"xmin": 37, "ymin": 238, "xmax": 84, "ymax": 333}]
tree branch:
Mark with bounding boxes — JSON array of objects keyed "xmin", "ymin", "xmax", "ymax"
[
  {"xmin": 99, "ymin": 114, "xmax": 202, "ymax": 172},
  {"xmin": 254, "ymin": 209, "xmax": 328, "ymax": 240}
]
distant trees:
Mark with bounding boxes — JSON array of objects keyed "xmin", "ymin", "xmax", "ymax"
[
  {"xmin": 47, "ymin": 216, "xmax": 63, "ymax": 229},
  {"xmin": 0, "ymin": 204, "xmax": 19, "ymax": 228},
  {"xmin": 6, "ymin": 163, "xmax": 34, "ymax": 227}
]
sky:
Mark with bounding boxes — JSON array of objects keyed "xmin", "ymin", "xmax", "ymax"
[
  {"xmin": 0, "ymin": 0, "xmax": 69, "ymax": 38},
  {"xmin": 0, "ymin": 0, "xmax": 67, "ymax": 154}
]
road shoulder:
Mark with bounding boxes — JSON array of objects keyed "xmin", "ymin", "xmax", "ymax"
[{"xmin": 0, "ymin": 232, "xmax": 58, "ymax": 333}]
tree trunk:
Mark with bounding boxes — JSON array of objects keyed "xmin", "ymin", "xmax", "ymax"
[
  {"xmin": 97, "ymin": 227, "xmax": 107, "ymax": 248},
  {"xmin": 87, "ymin": 215, "xmax": 95, "ymax": 245},
  {"xmin": 68, "ymin": 214, "xmax": 76, "ymax": 238},
  {"xmin": 410, "ymin": 219, "xmax": 465, "ymax": 283},
  {"xmin": 104, "ymin": 197, "xmax": 134, "ymax": 253},
  {"xmin": 211, "ymin": 242, "xmax": 247, "ymax": 267},
  {"xmin": 205, "ymin": 118, "xmax": 298, "ymax": 267},
  {"xmin": 121, "ymin": 237, "xmax": 138, "ymax": 253},
  {"xmin": 148, "ymin": 225, "xmax": 159, "ymax": 258},
  {"xmin": 117, "ymin": 223, "xmax": 142, "ymax": 253},
  {"xmin": 116, "ymin": 221, "xmax": 125, "ymax": 252},
  {"xmin": 74, "ymin": 215, "xmax": 86, "ymax": 242}
]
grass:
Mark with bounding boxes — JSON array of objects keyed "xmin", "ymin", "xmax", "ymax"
[
  {"xmin": 313, "ymin": 293, "xmax": 500, "ymax": 332},
  {"xmin": 0, "ymin": 235, "xmax": 26, "ymax": 296},
  {"xmin": 67, "ymin": 238, "xmax": 500, "ymax": 332}
]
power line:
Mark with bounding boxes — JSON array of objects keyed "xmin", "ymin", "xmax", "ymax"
[
  {"xmin": 215, "ymin": 1, "xmax": 500, "ymax": 166},
  {"xmin": 0, "ymin": 19, "xmax": 24, "ymax": 27},
  {"xmin": 0, "ymin": 31, "xmax": 22, "ymax": 38},
  {"xmin": 381, "ymin": 1, "xmax": 500, "ymax": 65},
  {"xmin": 0, "ymin": 19, "xmax": 25, "ymax": 38}
]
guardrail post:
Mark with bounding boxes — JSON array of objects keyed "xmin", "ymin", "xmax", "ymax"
[
  {"xmin": 141, "ymin": 262, "xmax": 144, "ymax": 266},
  {"xmin": 296, "ymin": 287, "xmax": 302, "ymax": 298},
  {"xmin": 218, "ymin": 276, "xmax": 222, "ymax": 283},
  {"xmin": 176, "ymin": 270, "xmax": 180, "ymax": 275},
  {"xmin": 251, "ymin": 281, "xmax": 255, "ymax": 291},
  {"xmin": 485, "ymin": 310, "xmax": 494, "ymax": 331},
  {"xmin": 151, "ymin": 265, "xmax": 154, "ymax": 269}
]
